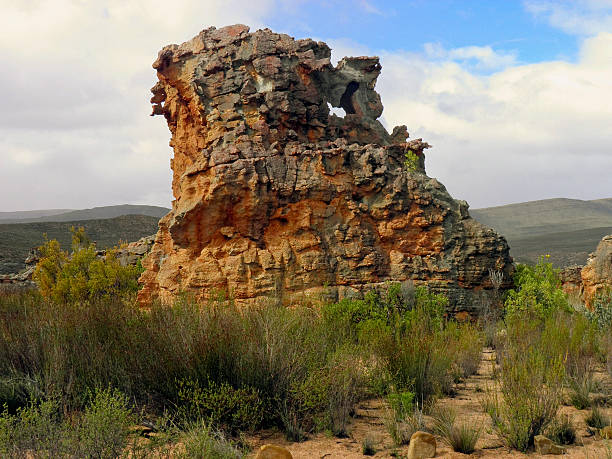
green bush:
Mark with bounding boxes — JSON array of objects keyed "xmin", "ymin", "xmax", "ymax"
[
  {"xmin": 75, "ymin": 387, "xmax": 134, "ymax": 458},
  {"xmin": 33, "ymin": 227, "xmax": 142, "ymax": 303},
  {"xmin": 362, "ymin": 435, "xmax": 377, "ymax": 455},
  {"xmin": 0, "ymin": 388, "xmax": 133, "ymax": 458},
  {"xmin": 586, "ymin": 405, "xmax": 610, "ymax": 430},
  {"xmin": 431, "ymin": 405, "xmax": 481, "ymax": 454},
  {"xmin": 0, "ymin": 398, "xmax": 64, "ymax": 458},
  {"xmin": 175, "ymin": 378, "xmax": 263, "ymax": 434},
  {"xmin": 487, "ymin": 343, "xmax": 564, "ymax": 452},
  {"xmin": 383, "ymin": 390, "xmax": 426, "ymax": 446},
  {"xmin": 181, "ymin": 420, "xmax": 245, "ymax": 459},
  {"xmin": 505, "ymin": 258, "xmax": 570, "ymax": 320},
  {"xmin": 404, "ymin": 149, "xmax": 420, "ymax": 171},
  {"xmin": 545, "ymin": 413, "xmax": 576, "ymax": 445}
]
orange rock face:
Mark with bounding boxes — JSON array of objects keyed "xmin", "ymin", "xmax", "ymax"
[
  {"xmin": 581, "ymin": 235, "xmax": 612, "ymax": 308},
  {"xmin": 139, "ymin": 25, "xmax": 513, "ymax": 311}
]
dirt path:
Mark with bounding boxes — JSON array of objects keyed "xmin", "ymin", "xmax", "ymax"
[{"xmin": 248, "ymin": 348, "xmax": 612, "ymax": 458}]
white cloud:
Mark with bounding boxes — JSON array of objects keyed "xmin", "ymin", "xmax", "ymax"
[
  {"xmin": 376, "ymin": 32, "xmax": 612, "ymax": 207},
  {"xmin": 1, "ymin": 0, "xmax": 611, "ymax": 213},
  {"xmin": 524, "ymin": 0, "xmax": 612, "ymax": 35},
  {"xmin": 0, "ymin": 0, "xmax": 275, "ymax": 211},
  {"xmin": 424, "ymin": 43, "xmax": 517, "ymax": 70}
]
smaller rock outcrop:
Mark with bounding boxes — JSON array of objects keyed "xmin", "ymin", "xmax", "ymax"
[
  {"xmin": 560, "ymin": 264, "xmax": 583, "ymax": 299},
  {"xmin": 115, "ymin": 236, "xmax": 156, "ymax": 266},
  {"xmin": 0, "ymin": 249, "xmax": 38, "ymax": 289},
  {"xmin": 560, "ymin": 234, "xmax": 612, "ymax": 308},
  {"xmin": 582, "ymin": 234, "xmax": 612, "ymax": 307}
]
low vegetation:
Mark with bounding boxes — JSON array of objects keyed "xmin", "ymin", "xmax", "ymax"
[{"xmin": 0, "ymin": 230, "xmax": 611, "ymax": 456}]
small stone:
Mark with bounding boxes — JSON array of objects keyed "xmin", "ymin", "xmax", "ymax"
[
  {"xmin": 601, "ymin": 425, "xmax": 612, "ymax": 439},
  {"xmin": 255, "ymin": 444, "xmax": 293, "ymax": 459},
  {"xmin": 407, "ymin": 431, "xmax": 436, "ymax": 459},
  {"xmin": 534, "ymin": 435, "xmax": 565, "ymax": 455}
]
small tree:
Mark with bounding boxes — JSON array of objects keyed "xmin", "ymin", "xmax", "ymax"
[{"xmin": 33, "ymin": 227, "xmax": 142, "ymax": 303}]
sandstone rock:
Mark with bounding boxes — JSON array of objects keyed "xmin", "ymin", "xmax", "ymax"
[
  {"xmin": 115, "ymin": 235, "xmax": 155, "ymax": 266},
  {"xmin": 255, "ymin": 444, "xmax": 292, "ymax": 459},
  {"xmin": 534, "ymin": 435, "xmax": 565, "ymax": 455},
  {"xmin": 582, "ymin": 235, "xmax": 612, "ymax": 308},
  {"xmin": 560, "ymin": 264, "xmax": 583, "ymax": 298},
  {"xmin": 407, "ymin": 431, "xmax": 436, "ymax": 459},
  {"xmin": 139, "ymin": 25, "xmax": 513, "ymax": 311},
  {"xmin": 601, "ymin": 425, "xmax": 612, "ymax": 439}
]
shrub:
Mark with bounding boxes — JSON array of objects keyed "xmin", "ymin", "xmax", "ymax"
[
  {"xmin": 0, "ymin": 389, "xmax": 133, "ymax": 458},
  {"xmin": 181, "ymin": 420, "xmax": 245, "ymax": 459},
  {"xmin": 75, "ymin": 387, "xmax": 134, "ymax": 458},
  {"xmin": 447, "ymin": 321, "xmax": 484, "ymax": 380},
  {"xmin": 584, "ymin": 291, "xmax": 612, "ymax": 330},
  {"xmin": 487, "ymin": 344, "xmax": 564, "ymax": 452},
  {"xmin": 567, "ymin": 367, "xmax": 598, "ymax": 410},
  {"xmin": 175, "ymin": 378, "xmax": 263, "ymax": 434},
  {"xmin": 404, "ymin": 149, "xmax": 420, "ymax": 171},
  {"xmin": 586, "ymin": 405, "xmax": 610, "ymax": 430},
  {"xmin": 431, "ymin": 405, "xmax": 481, "ymax": 454},
  {"xmin": 0, "ymin": 398, "xmax": 64, "ymax": 458},
  {"xmin": 505, "ymin": 258, "xmax": 570, "ymax": 320},
  {"xmin": 545, "ymin": 413, "xmax": 576, "ymax": 445},
  {"xmin": 362, "ymin": 435, "xmax": 377, "ymax": 455},
  {"xmin": 383, "ymin": 391, "xmax": 424, "ymax": 446},
  {"xmin": 33, "ymin": 227, "xmax": 142, "ymax": 303}
]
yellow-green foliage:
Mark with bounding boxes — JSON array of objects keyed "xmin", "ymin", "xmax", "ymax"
[
  {"xmin": 33, "ymin": 227, "xmax": 142, "ymax": 303},
  {"xmin": 505, "ymin": 257, "xmax": 570, "ymax": 320},
  {"xmin": 404, "ymin": 149, "xmax": 420, "ymax": 171}
]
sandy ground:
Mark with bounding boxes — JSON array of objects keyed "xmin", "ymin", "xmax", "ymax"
[{"xmin": 247, "ymin": 349, "xmax": 612, "ymax": 458}]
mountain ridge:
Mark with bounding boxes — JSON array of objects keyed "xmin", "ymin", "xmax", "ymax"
[{"xmin": 0, "ymin": 205, "xmax": 170, "ymax": 224}]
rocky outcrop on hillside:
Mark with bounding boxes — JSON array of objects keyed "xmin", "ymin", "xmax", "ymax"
[
  {"xmin": 139, "ymin": 25, "xmax": 513, "ymax": 312},
  {"xmin": 0, "ymin": 249, "xmax": 38, "ymax": 289},
  {"xmin": 582, "ymin": 235, "xmax": 612, "ymax": 307},
  {"xmin": 560, "ymin": 234, "xmax": 612, "ymax": 307}
]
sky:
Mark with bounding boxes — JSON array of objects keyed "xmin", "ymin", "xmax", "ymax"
[{"xmin": 1, "ymin": 0, "xmax": 611, "ymax": 211}]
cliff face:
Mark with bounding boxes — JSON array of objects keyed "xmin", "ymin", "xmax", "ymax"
[
  {"xmin": 582, "ymin": 235, "xmax": 612, "ymax": 307},
  {"xmin": 139, "ymin": 25, "xmax": 513, "ymax": 312}
]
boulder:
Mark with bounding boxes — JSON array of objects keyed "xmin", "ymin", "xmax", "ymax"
[
  {"xmin": 407, "ymin": 431, "xmax": 436, "ymax": 459},
  {"xmin": 139, "ymin": 25, "xmax": 514, "ymax": 312},
  {"xmin": 534, "ymin": 435, "xmax": 565, "ymax": 455},
  {"xmin": 255, "ymin": 444, "xmax": 293, "ymax": 459}
]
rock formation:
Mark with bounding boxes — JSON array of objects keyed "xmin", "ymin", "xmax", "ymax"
[
  {"xmin": 139, "ymin": 25, "xmax": 513, "ymax": 312},
  {"xmin": 581, "ymin": 234, "xmax": 612, "ymax": 307}
]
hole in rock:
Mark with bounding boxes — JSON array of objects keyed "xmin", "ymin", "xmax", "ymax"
[
  {"xmin": 327, "ymin": 102, "xmax": 346, "ymax": 118},
  {"xmin": 339, "ymin": 81, "xmax": 359, "ymax": 114}
]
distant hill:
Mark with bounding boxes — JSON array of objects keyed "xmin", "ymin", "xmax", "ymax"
[
  {"xmin": 471, "ymin": 198, "xmax": 612, "ymax": 267},
  {"xmin": 0, "ymin": 205, "xmax": 169, "ymax": 224},
  {"xmin": 0, "ymin": 215, "xmax": 160, "ymax": 274},
  {"xmin": 0, "ymin": 209, "xmax": 74, "ymax": 221}
]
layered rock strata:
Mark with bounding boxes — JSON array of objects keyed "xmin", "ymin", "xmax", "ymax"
[{"xmin": 139, "ymin": 25, "xmax": 513, "ymax": 312}]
